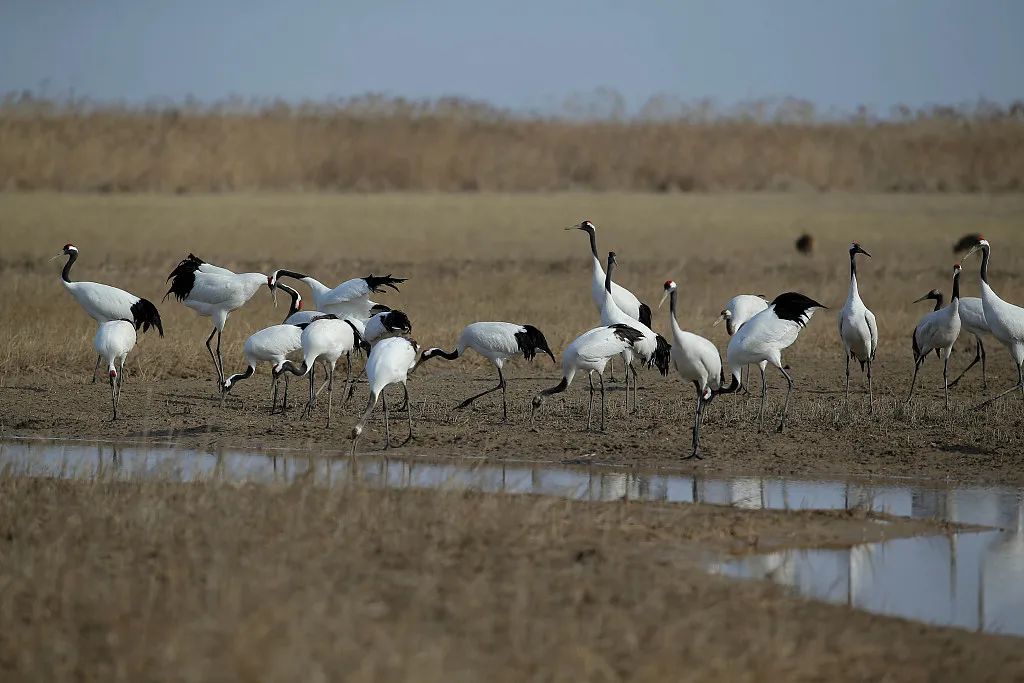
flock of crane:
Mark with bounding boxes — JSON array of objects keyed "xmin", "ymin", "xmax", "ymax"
[{"xmin": 55, "ymin": 221, "xmax": 1024, "ymax": 458}]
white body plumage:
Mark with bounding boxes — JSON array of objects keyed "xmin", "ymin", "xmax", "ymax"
[{"xmin": 94, "ymin": 320, "xmax": 137, "ymax": 379}]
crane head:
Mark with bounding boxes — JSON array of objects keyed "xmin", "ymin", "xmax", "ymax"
[
  {"xmin": 963, "ymin": 237, "xmax": 989, "ymax": 261},
  {"xmin": 50, "ymin": 243, "xmax": 78, "ymax": 261},
  {"xmin": 912, "ymin": 289, "xmax": 943, "ymax": 304},
  {"xmin": 565, "ymin": 220, "xmax": 595, "ymax": 232},
  {"xmin": 658, "ymin": 280, "xmax": 677, "ymax": 309},
  {"xmin": 849, "ymin": 242, "xmax": 871, "ymax": 257}
]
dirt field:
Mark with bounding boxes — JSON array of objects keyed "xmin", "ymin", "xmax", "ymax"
[
  {"xmin": 3, "ymin": 474, "xmax": 1021, "ymax": 682},
  {"xmin": 2, "ymin": 192, "xmax": 1023, "ymax": 484}
]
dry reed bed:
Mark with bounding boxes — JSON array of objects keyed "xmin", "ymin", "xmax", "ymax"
[
  {"xmin": 1, "ymin": 474, "xmax": 1018, "ymax": 681},
  {"xmin": 2, "ymin": 99, "xmax": 1024, "ymax": 193}
]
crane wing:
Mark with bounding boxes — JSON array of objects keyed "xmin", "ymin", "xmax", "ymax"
[{"xmin": 865, "ymin": 309, "xmax": 879, "ymax": 359}]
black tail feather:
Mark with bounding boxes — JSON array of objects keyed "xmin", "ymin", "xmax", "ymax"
[
  {"xmin": 637, "ymin": 302, "xmax": 652, "ymax": 328},
  {"xmin": 652, "ymin": 334, "xmax": 671, "ymax": 376},
  {"xmin": 516, "ymin": 324, "xmax": 556, "ymax": 363},
  {"xmin": 130, "ymin": 298, "xmax": 164, "ymax": 336},
  {"xmin": 363, "ymin": 274, "xmax": 408, "ymax": 294},
  {"xmin": 164, "ymin": 254, "xmax": 204, "ymax": 302},
  {"xmin": 382, "ymin": 310, "xmax": 412, "ymax": 333},
  {"xmin": 608, "ymin": 323, "xmax": 645, "ymax": 345}
]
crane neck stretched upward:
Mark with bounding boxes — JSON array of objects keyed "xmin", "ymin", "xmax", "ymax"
[
  {"xmin": 604, "ymin": 255, "xmax": 614, "ymax": 294},
  {"xmin": 979, "ymin": 243, "xmax": 990, "ymax": 284},
  {"xmin": 61, "ymin": 250, "xmax": 78, "ymax": 283},
  {"xmin": 582, "ymin": 224, "xmax": 599, "ymax": 260},
  {"xmin": 951, "ymin": 270, "xmax": 961, "ymax": 303}
]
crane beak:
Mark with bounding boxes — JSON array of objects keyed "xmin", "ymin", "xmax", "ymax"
[
  {"xmin": 963, "ymin": 244, "xmax": 980, "ymax": 260},
  {"xmin": 712, "ymin": 314, "xmax": 725, "ymax": 327},
  {"xmin": 912, "ymin": 294, "xmax": 930, "ymax": 303},
  {"xmin": 271, "ymin": 284, "xmax": 278, "ymax": 307},
  {"xmin": 48, "ymin": 252, "xmax": 64, "ymax": 262},
  {"xmin": 856, "ymin": 246, "xmax": 872, "ymax": 257},
  {"xmin": 563, "ymin": 225, "xmax": 578, "ymax": 231},
  {"xmin": 658, "ymin": 291, "xmax": 669, "ymax": 309}
]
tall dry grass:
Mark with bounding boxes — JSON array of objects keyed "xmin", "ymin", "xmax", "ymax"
[
  {"xmin": 2, "ymin": 95, "xmax": 1023, "ymax": 193},
  {"xmin": 1, "ymin": 473, "xmax": 1016, "ymax": 681}
]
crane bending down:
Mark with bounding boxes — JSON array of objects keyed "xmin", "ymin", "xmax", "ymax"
[
  {"xmin": 94, "ymin": 320, "xmax": 137, "ymax": 420},
  {"xmin": 713, "ymin": 294, "xmax": 768, "ymax": 394},
  {"xmin": 599, "ymin": 252, "xmax": 671, "ymax": 411},
  {"xmin": 221, "ymin": 323, "xmax": 303, "ymax": 413},
  {"xmin": 165, "ymin": 254, "xmax": 274, "ymax": 386},
  {"xmin": 717, "ymin": 292, "xmax": 827, "ymax": 432},
  {"xmin": 351, "ymin": 337, "xmax": 421, "ymax": 453},
  {"xmin": 907, "ymin": 264, "xmax": 962, "ymax": 409},
  {"xmin": 280, "ymin": 315, "xmax": 366, "ymax": 427},
  {"xmin": 964, "ymin": 239, "xmax": 1024, "ymax": 408},
  {"xmin": 270, "ymin": 269, "xmax": 407, "ymax": 321},
  {"xmin": 837, "ymin": 243, "xmax": 878, "ymax": 411},
  {"xmin": 53, "ymin": 244, "xmax": 163, "ymax": 382},
  {"xmin": 660, "ymin": 280, "xmax": 725, "ymax": 460},
  {"xmin": 531, "ymin": 324, "xmax": 645, "ymax": 432},
  {"xmin": 420, "ymin": 322, "xmax": 556, "ymax": 421}
]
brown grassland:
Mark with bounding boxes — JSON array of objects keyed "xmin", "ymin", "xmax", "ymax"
[
  {"xmin": 2, "ymin": 474, "xmax": 1021, "ymax": 681},
  {"xmin": 2, "ymin": 191, "xmax": 1024, "ymax": 679},
  {"xmin": 2, "ymin": 98, "xmax": 1024, "ymax": 193},
  {"xmin": 1, "ymin": 192, "xmax": 1023, "ymax": 482}
]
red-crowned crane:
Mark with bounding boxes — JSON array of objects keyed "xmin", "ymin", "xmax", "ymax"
[
  {"xmin": 838, "ymin": 243, "xmax": 878, "ymax": 411},
  {"xmin": 94, "ymin": 319, "xmax": 137, "ymax": 420},
  {"xmin": 717, "ymin": 292, "xmax": 828, "ymax": 432},
  {"xmin": 351, "ymin": 336, "xmax": 421, "ymax": 453},
  {"xmin": 52, "ymin": 244, "xmax": 162, "ymax": 382},
  {"xmin": 713, "ymin": 294, "xmax": 768, "ymax": 395},
  {"xmin": 270, "ymin": 269, "xmax": 406, "ymax": 321},
  {"xmin": 660, "ymin": 280, "xmax": 725, "ymax": 460},
  {"xmin": 221, "ymin": 323, "xmax": 303, "ymax": 413},
  {"xmin": 531, "ymin": 324, "xmax": 645, "ymax": 432},
  {"xmin": 964, "ymin": 239, "xmax": 1024, "ymax": 408},
  {"xmin": 907, "ymin": 264, "xmax": 962, "ymax": 409},
  {"xmin": 165, "ymin": 254, "xmax": 274, "ymax": 386},
  {"xmin": 419, "ymin": 322, "xmax": 556, "ymax": 421}
]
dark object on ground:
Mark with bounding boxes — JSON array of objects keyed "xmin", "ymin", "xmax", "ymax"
[{"xmin": 795, "ymin": 234, "xmax": 814, "ymax": 255}]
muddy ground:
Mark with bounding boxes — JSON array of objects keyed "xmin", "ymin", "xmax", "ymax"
[{"xmin": 4, "ymin": 347, "xmax": 1024, "ymax": 487}]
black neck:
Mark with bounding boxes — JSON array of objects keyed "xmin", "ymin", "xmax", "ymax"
[
  {"xmin": 280, "ymin": 360, "xmax": 307, "ymax": 377},
  {"xmin": 276, "ymin": 269, "xmax": 309, "ymax": 282},
  {"xmin": 423, "ymin": 348, "xmax": 459, "ymax": 362},
  {"xmin": 951, "ymin": 271, "xmax": 961, "ymax": 302},
  {"xmin": 849, "ymin": 252, "xmax": 857, "ymax": 280},
  {"xmin": 282, "ymin": 291, "xmax": 301, "ymax": 323},
  {"xmin": 538, "ymin": 376, "xmax": 569, "ymax": 398},
  {"xmin": 932, "ymin": 294, "xmax": 944, "ymax": 312},
  {"xmin": 980, "ymin": 245, "xmax": 990, "ymax": 284},
  {"xmin": 586, "ymin": 227, "xmax": 598, "ymax": 260},
  {"xmin": 61, "ymin": 251, "xmax": 77, "ymax": 283},
  {"xmin": 224, "ymin": 365, "xmax": 255, "ymax": 388},
  {"xmin": 605, "ymin": 256, "xmax": 614, "ymax": 294}
]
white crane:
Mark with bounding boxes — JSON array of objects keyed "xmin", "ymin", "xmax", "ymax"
[
  {"xmin": 420, "ymin": 322, "xmax": 557, "ymax": 421},
  {"xmin": 165, "ymin": 254, "xmax": 274, "ymax": 386},
  {"xmin": 566, "ymin": 220, "xmax": 652, "ymax": 326},
  {"xmin": 837, "ymin": 243, "xmax": 878, "ymax": 411},
  {"xmin": 351, "ymin": 336, "xmax": 421, "ymax": 453},
  {"xmin": 659, "ymin": 280, "xmax": 725, "ymax": 460},
  {"xmin": 600, "ymin": 252, "xmax": 671, "ymax": 411},
  {"xmin": 221, "ymin": 323, "xmax": 303, "ymax": 413},
  {"xmin": 964, "ymin": 239, "xmax": 1024, "ymax": 407},
  {"xmin": 907, "ymin": 264, "xmax": 962, "ymax": 409},
  {"xmin": 270, "ymin": 269, "xmax": 406, "ymax": 321},
  {"xmin": 52, "ymin": 243, "xmax": 163, "ymax": 382},
  {"xmin": 280, "ymin": 314, "xmax": 366, "ymax": 427},
  {"xmin": 531, "ymin": 324, "xmax": 645, "ymax": 432},
  {"xmin": 93, "ymin": 320, "xmax": 136, "ymax": 420},
  {"xmin": 713, "ymin": 294, "xmax": 768, "ymax": 394},
  {"xmin": 717, "ymin": 292, "xmax": 827, "ymax": 432}
]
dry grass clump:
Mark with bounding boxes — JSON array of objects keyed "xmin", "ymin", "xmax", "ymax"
[
  {"xmin": 2, "ymin": 95, "xmax": 1023, "ymax": 193},
  {"xmin": 0, "ymin": 473, "xmax": 1018, "ymax": 681}
]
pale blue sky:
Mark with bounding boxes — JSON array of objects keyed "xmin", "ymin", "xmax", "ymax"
[{"xmin": 2, "ymin": 0, "xmax": 1022, "ymax": 113}]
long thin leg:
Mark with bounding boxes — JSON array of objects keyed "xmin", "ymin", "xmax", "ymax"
[
  {"xmin": 844, "ymin": 353, "xmax": 851, "ymax": 408},
  {"xmin": 867, "ymin": 360, "xmax": 874, "ymax": 415},
  {"xmin": 500, "ymin": 368, "xmax": 507, "ymax": 421},
  {"xmin": 630, "ymin": 363, "xmax": 640, "ymax": 414},
  {"xmin": 281, "ymin": 375, "xmax": 289, "ymax": 412},
  {"xmin": 598, "ymin": 373, "xmax": 606, "ymax": 432},
  {"xmin": 455, "ymin": 366, "xmax": 506, "ymax": 417},
  {"xmin": 906, "ymin": 359, "xmax": 922, "ymax": 404},
  {"xmin": 110, "ymin": 374, "xmax": 117, "ymax": 420},
  {"xmin": 351, "ymin": 391, "xmax": 381, "ymax": 455},
  {"xmin": 303, "ymin": 365, "xmax": 315, "ymax": 418},
  {"xmin": 586, "ymin": 373, "xmax": 595, "ymax": 431},
  {"xmin": 270, "ymin": 376, "xmax": 280, "ymax": 413},
  {"xmin": 205, "ymin": 327, "xmax": 219, "ymax": 385},
  {"xmin": 326, "ymin": 365, "xmax": 335, "ymax": 428},
  {"xmin": 741, "ymin": 364, "xmax": 750, "ymax": 395},
  {"xmin": 950, "ymin": 336, "xmax": 985, "ymax": 389},
  {"xmin": 92, "ymin": 354, "xmax": 101, "ymax": 384},
  {"xmin": 342, "ymin": 353, "xmax": 354, "ymax": 405},
  {"xmin": 975, "ymin": 363, "xmax": 1024, "ymax": 410},
  {"xmin": 686, "ymin": 393, "xmax": 704, "ymax": 460},
  {"xmin": 383, "ymin": 393, "xmax": 392, "ymax": 448},
  {"xmin": 757, "ymin": 364, "xmax": 767, "ymax": 432},
  {"xmin": 117, "ymin": 358, "xmax": 126, "ymax": 409},
  {"xmin": 980, "ymin": 338, "xmax": 987, "ymax": 390},
  {"xmin": 215, "ymin": 330, "xmax": 224, "ymax": 385},
  {"xmin": 943, "ymin": 352, "xmax": 950, "ymax": 410},
  {"xmin": 776, "ymin": 365, "xmax": 795, "ymax": 433},
  {"xmin": 402, "ymin": 384, "xmax": 414, "ymax": 445}
]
